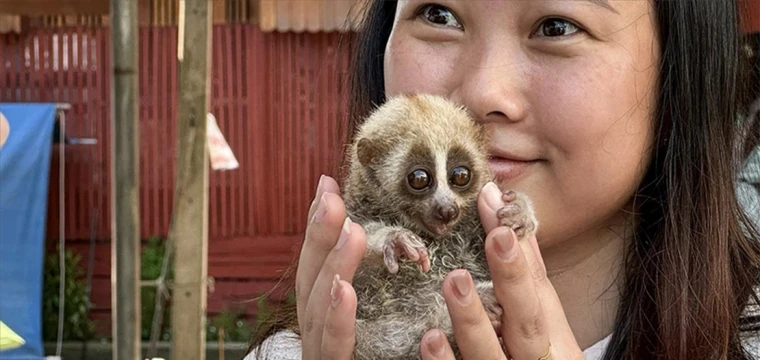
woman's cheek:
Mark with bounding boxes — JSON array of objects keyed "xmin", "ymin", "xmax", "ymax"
[
  {"xmin": 529, "ymin": 60, "xmax": 654, "ymax": 228},
  {"xmin": 533, "ymin": 54, "xmax": 650, "ymax": 151},
  {"xmin": 384, "ymin": 37, "xmax": 462, "ymax": 97}
]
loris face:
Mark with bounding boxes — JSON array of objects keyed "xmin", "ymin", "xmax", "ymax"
[
  {"xmin": 395, "ymin": 142, "xmax": 485, "ymax": 237},
  {"xmin": 352, "ymin": 93, "xmax": 491, "ymax": 238},
  {"xmin": 356, "ymin": 133, "xmax": 488, "ymax": 238}
]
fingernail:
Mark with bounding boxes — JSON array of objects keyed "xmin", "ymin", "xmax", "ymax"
[
  {"xmin": 316, "ymin": 174, "xmax": 325, "ymax": 194},
  {"xmin": 426, "ymin": 330, "xmax": 446, "ymax": 357},
  {"xmin": 330, "ymin": 274, "xmax": 343, "ymax": 308},
  {"xmin": 494, "ymin": 228, "xmax": 518, "ymax": 262},
  {"xmin": 310, "ymin": 193, "xmax": 328, "ymax": 224},
  {"xmin": 335, "ymin": 217, "xmax": 351, "ymax": 250},
  {"xmin": 451, "ymin": 271, "xmax": 472, "ymax": 303},
  {"xmin": 483, "ymin": 182, "xmax": 503, "ymax": 211},
  {"xmin": 311, "ymin": 175, "xmax": 325, "ymax": 206}
]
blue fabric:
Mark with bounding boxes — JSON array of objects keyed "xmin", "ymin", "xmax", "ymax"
[{"xmin": 0, "ymin": 103, "xmax": 56, "ymax": 359}]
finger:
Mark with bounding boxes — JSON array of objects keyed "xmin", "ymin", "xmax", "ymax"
[
  {"xmin": 307, "ymin": 174, "xmax": 340, "ymax": 220},
  {"xmin": 402, "ymin": 243, "xmax": 421, "ymax": 261},
  {"xmin": 526, "ymin": 232, "xmax": 546, "ymax": 270},
  {"xmin": 477, "ymin": 181, "xmax": 507, "ymax": 234},
  {"xmin": 442, "ymin": 269, "xmax": 507, "ymax": 360},
  {"xmin": 485, "ymin": 227, "xmax": 552, "ymax": 360},
  {"xmin": 420, "ymin": 329, "xmax": 457, "ymax": 360},
  {"xmin": 520, "ymin": 234, "xmax": 580, "ymax": 350},
  {"xmin": 302, "ymin": 218, "xmax": 367, "ymax": 355},
  {"xmin": 384, "ymin": 243, "xmax": 400, "ymax": 274},
  {"xmin": 418, "ymin": 248, "xmax": 431, "ymax": 272},
  {"xmin": 296, "ymin": 176, "xmax": 345, "ymax": 326},
  {"xmin": 319, "ymin": 275, "xmax": 358, "ymax": 360}
]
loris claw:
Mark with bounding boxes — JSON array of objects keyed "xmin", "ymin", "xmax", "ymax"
[
  {"xmin": 383, "ymin": 229, "xmax": 431, "ymax": 274},
  {"xmin": 497, "ymin": 190, "xmax": 538, "ymax": 241}
]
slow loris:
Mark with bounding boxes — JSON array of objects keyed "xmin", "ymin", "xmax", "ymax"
[{"xmin": 343, "ymin": 93, "xmax": 538, "ymax": 360}]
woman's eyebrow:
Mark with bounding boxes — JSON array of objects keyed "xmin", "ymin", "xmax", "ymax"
[{"xmin": 585, "ymin": 0, "xmax": 620, "ymax": 14}]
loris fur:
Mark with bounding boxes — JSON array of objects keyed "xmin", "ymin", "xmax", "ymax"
[{"xmin": 343, "ymin": 93, "xmax": 538, "ymax": 360}]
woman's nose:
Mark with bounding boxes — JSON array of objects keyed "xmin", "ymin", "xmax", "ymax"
[{"xmin": 449, "ymin": 45, "xmax": 529, "ymax": 125}]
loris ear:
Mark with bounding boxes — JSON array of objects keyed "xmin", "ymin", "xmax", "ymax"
[{"xmin": 357, "ymin": 137, "xmax": 383, "ymax": 166}]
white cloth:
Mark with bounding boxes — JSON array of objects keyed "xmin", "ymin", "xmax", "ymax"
[
  {"xmin": 738, "ymin": 145, "xmax": 760, "ymax": 232},
  {"xmin": 245, "ymin": 330, "xmax": 759, "ymax": 359}
]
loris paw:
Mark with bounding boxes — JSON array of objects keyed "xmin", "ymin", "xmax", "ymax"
[
  {"xmin": 497, "ymin": 190, "xmax": 538, "ymax": 241},
  {"xmin": 476, "ymin": 282, "xmax": 503, "ymax": 334},
  {"xmin": 383, "ymin": 229, "xmax": 430, "ymax": 274}
]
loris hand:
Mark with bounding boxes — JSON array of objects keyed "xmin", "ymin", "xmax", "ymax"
[
  {"xmin": 419, "ymin": 182, "xmax": 584, "ymax": 360},
  {"xmin": 296, "ymin": 175, "xmax": 367, "ymax": 360}
]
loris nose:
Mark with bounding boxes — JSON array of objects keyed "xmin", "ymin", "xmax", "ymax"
[{"xmin": 436, "ymin": 205, "xmax": 459, "ymax": 223}]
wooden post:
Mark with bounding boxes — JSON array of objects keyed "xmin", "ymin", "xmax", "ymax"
[
  {"xmin": 170, "ymin": 0, "xmax": 211, "ymax": 359},
  {"xmin": 110, "ymin": 0, "xmax": 141, "ymax": 359},
  {"xmin": 0, "ymin": 0, "xmax": 110, "ymax": 15}
]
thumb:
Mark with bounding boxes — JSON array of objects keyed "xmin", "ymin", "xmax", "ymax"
[{"xmin": 477, "ymin": 182, "xmax": 506, "ymax": 234}]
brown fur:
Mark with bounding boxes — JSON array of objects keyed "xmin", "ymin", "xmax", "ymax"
[
  {"xmin": 248, "ymin": 93, "xmax": 539, "ymax": 360},
  {"xmin": 342, "ymin": 94, "xmax": 537, "ymax": 359}
]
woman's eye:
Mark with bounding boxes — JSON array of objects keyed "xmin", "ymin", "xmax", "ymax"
[
  {"xmin": 419, "ymin": 4, "xmax": 462, "ymax": 29},
  {"xmin": 534, "ymin": 18, "xmax": 580, "ymax": 37}
]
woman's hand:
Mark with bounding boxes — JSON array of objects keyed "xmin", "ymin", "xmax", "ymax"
[
  {"xmin": 419, "ymin": 182, "xmax": 585, "ymax": 360},
  {"xmin": 296, "ymin": 175, "xmax": 367, "ymax": 360}
]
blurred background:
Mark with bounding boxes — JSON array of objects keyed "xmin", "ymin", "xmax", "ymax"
[
  {"xmin": 0, "ymin": 1, "xmax": 365, "ymax": 358},
  {"xmin": 0, "ymin": 0, "xmax": 757, "ymax": 359}
]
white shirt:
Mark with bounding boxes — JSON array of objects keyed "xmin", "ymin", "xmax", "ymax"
[
  {"xmin": 247, "ymin": 328, "xmax": 760, "ymax": 360},
  {"xmin": 243, "ymin": 331, "xmax": 612, "ymax": 360}
]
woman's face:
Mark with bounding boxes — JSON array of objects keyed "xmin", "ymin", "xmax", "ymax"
[{"xmin": 384, "ymin": 0, "xmax": 660, "ymax": 251}]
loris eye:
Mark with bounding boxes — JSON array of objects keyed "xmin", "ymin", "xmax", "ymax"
[
  {"xmin": 407, "ymin": 169, "xmax": 432, "ymax": 191},
  {"xmin": 449, "ymin": 166, "xmax": 471, "ymax": 187}
]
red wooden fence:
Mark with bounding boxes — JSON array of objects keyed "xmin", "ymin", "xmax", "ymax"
[{"xmin": 0, "ymin": 24, "xmax": 354, "ymax": 334}]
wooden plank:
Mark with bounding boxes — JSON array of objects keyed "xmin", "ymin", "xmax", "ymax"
[
  {"xmin": 212, "ymin": 0, "xmax": 225, "ymax": 24},
  {"xmin": 233, "ymin": 24, "xmax": 244, "ymax": 234},
  {"xmin": 165, "ymin": 27, "xmax": 178, "ymax": 235},
  {"xmin": 0, "ymin": 14, "xmax": 21, "ymax": 33},
  {"xmin": 138, "ymin": 0, "xmax": 150, "ymax": 33},
  {"xmin": 170, "ymin": 0, "xmax": 212, "ymax": 357},
  {"xmin": 258, "ymin": 0, "xmax": 275, "ymax": 31},
  {"xmin": 210, "ymin": 261, "xmax": 295, "ymax": 280},
  {"xmin": 0, "ymin": 0, "xmax": 109, "ymax": 15},
  {"xmin": 110, "ymin": 0, "xmax": 141, "ymax": 357},
  {"xmin": 741, "ymin": 0, "xmax": 760, "ymax": 33},
  {"xmin": 208, "ymin": 280, "xmax": 292, "ymax": 314},
  {"xmin": 149, "ymin": 26, "xmax": 160, "ymax": 235},
  {"xmin": 97, "ymin": 26, "xmax": 111, "ymax": 242},
  {"xmin": 209, "ymin": 28, "xmax": 219, "ymax": 239},
  {"xmin": 249, "ymin": 26, "xmax": 261, "ymax": 236},
  {"xmin": 90, "ymin": 310, "xmax": 112, "ymax": 336},
  {"xmin": 66, "ymin": 242, "xmax": 111, "ymax": 276},
  {"xmin": 89, "ymin": 276, "xmax": 112, "ymax": 310},
  {"xmin": 306, "ymin": 0, "xmax": 321, "ymax": 32},
  {"xmin": 221, "ymin": 26, "xmax": 233, "ymax": 237}
]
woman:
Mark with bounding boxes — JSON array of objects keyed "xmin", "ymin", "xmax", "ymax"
[{"xmin": 249, "ymin": 1, "xmax": 760, "ymax": 359}]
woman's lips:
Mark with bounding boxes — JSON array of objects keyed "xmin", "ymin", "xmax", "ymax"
[{"xmin": 488, "ymin": 156, "xmax": 539, "ymax": 181}]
